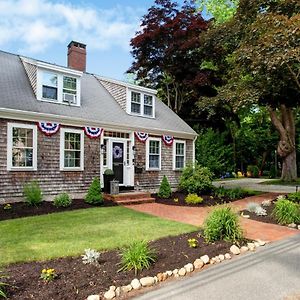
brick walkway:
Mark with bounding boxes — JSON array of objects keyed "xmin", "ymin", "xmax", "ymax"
[{"xmin": 126, "ymin": 193, "xmax": 299, "ymax": 242}]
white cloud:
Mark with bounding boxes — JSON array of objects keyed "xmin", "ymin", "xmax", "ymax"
[{"xmin": 0, "ymin": 0, "xmax": 142, "ymax": 54}]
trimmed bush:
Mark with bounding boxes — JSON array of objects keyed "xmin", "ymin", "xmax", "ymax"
[
  {"xmin": 23, "ymin": 181, "xmax": 42, "ymax": 206},
  {"xmin": 203, "ymin": 206, "xmax": 243, "ymax": 242},
  {"xmin": 179, "ymin": 164, "xmax": 213, "ymax": 194},
  {"xmin": 85, "ymin": 177, "xmax": 103, "ymax": 205},
  {"xmin": 185, "ymin": 193, "xmax": 203, "ymax": 204},
  {"xmin": 119, "ymin": 240, "xmax": 156, "ymax": 275},
  {"xmin": 213, "ymin": 186, "xmax": 245, "ymax": 200},
  {"xmin": 287, "ymin": 192, "xmax": 300, "ymax": 204},
  {"xmin": 272, "ymin": 199, "xmax": 300, "ymax": 225},
  {"xmin": 158, "ymin": 175, "xmax": 172, "ymax": 198},
  {"xmin": 53, "ymin": 193, "xmax": 72, "ymax": 208}
]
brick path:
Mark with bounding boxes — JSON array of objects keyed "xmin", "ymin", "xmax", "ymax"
[{"xmin": 126, "ymin": 193, "xmax": 299, "ymax": 242}]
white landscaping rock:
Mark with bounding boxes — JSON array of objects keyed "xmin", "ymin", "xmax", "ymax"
[
  {"xmin": 154, "ymin": 276, "xmax": 158, "ymax": 284},
  {"xmin": 247, "ymin": 242, "xmax": 256, "ymax": 251},
  {"xmin": 184, "ymin": 263, "xmax": 194, "ymax": 273},
  {"xmin": 140, "ymin": 277, "xmax": 155, "ymax": 287},
  {"xmin": 256, "ymin": 239, "xmax": 266, "ymax": 246},
  {"xmin": 178, "ymin": 268, "xmax": 187, "ymax": 276},
  {"xmin": 173, "ymin": 269, "xmax": 179, "ymax": 275},
  {"xmin": 193, "ymin": 258, "xmax": 204, "ymax": 269},
  {"xmin": 254, "ymin": 242, "xmax": 261, "ymax": 248},
  {"xmin": 121, "ymin": 285, "xmax": 132, "ymax": 293},
  {"xmin": 109, "ymin": 286, "xmax": 116, "ymax": 291},
  {"xmin": 240, "ymin": 246, "xmax": 249, "ymax": 253},
  {"xmin": 200, "ymin": 255, "xmax": 210, "ymax": 264},
  {"xmin": 104, "ymin": 290, "xmax": 116, "ymax": 300},
  {"xmin": 288, "ymin": 223, "xmax": 297, "ymax": 228},
  {"xmin": 230, "ymin": 245, "xmax": 240, "ymax": 255},
  {"xmin": 166, "ymin": 271, "xmax": 173, "ymax": 277},
  {"xmin": 115, "ymin": 287, "xmax": 122, "ymax": 297},
  {"xmin": 131, "ymin": 278, "xmax": 142, "ymax": 290},
  {"xmin": 298, "ymin": 225, "xmax": 300, "ymax": 230},
  {"xmin": 87, "ymin": 295, "xmax": 100, "ymax": 300},
  {"xmin": 225, "ymin": 253, "xmax": 231, "ymax": 260},
  {"xmin": 218, "ymin": 254, "xmax": 225, "ymax": 261}
]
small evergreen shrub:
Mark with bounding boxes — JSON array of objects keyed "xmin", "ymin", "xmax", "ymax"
[
  {"xmin": 23, "ymin": 181, "xmax": 42, "ymax": 206},
  {"xmin": 203, "ymin": 206, "xmax": 243, "ymax": 242},
  {"xmin": 272, "ymin": 199, "xmax": 300, "ymax": 225},
  {"xmin": 104, "ymin": 169, "xmax": 114, "ymax": 175},
  {"xmin": 119, "ymin": 240, "xmax": 156, "ymax": 275},
  {"xmin": 85, "ymin": 177, "xmax": 103, "ymax": 205},
  {"xmin": 287, "ymin": 192, "xmax": 300, "ymax": 204},
  {"xmin": 179, "ymin": 164, "xmax": 213, "ymax": 194},
  {"xmin": 185, "ymin": 193, "xmax": 203, "ymax": 204},
  {"xmin": 53, "ymin": 193, "xmax": 72, "ymax": 208},
  {"xmin": 157, "ymin": 175, "xmax": 171, "ymax": 198}
]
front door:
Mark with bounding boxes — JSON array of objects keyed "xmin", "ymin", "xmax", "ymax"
[{"xmin": 112, "ymin": 142, "xmax": 124, "ymax": 184}]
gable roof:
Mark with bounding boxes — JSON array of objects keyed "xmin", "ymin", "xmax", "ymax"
[{"xmin": 0, "ymin": 50, "xmax": 197, "ymax": 139}]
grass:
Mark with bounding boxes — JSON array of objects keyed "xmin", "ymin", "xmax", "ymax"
[
  {"xmin": 0, "ymin": 206, "xmax": 196, "ymax": 267},
  {"xmin": 260, "ymin": 179, "xmax": 300, "ymax": 186}
]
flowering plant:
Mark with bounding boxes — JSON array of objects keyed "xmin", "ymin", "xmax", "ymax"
[
  {"xmin": 40, "ymin": 268, "xmax": 57, "ymax": 282},
  {"xmin": 187, "ymin": 238, "xmax": 198, "ymax": 248}
]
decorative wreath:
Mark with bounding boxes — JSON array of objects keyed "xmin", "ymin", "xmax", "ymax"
[{"xmin": 113, "ymin": 145, "xmax": 123, "ymax": 159}]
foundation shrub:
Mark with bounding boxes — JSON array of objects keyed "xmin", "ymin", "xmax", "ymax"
[
  {"xmin": 23, "ymin": 181, "xmax": 42, "ymax": 206},
  {"xmin": 53, "ymin": 193, "xmax": 72, "ymax": 208},
  {"xmin": 158, "ymin": 175, "xmax": 172, "ymax": 199},
  {"xmin": 85, "ymin": 177, "xmax": 103, "ymax": 205}
]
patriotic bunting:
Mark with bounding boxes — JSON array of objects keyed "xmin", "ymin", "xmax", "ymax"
[
  {"xmin": 162, "ymin": 135, "xmax": 174, "ymax": 146},
  {"xmin": 38, "ymin": 122, "xmax": 60, "ymax": 136},
  {"xmin": 84, "ymin": 127, "xmax": 103, "ymax": 139},
  {"xmin": 135, "ymin": 132, "xmax": 149, "ymax": 143}
]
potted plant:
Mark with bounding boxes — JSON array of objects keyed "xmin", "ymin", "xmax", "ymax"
[{"xmin": 103, "ymin": 169, "xmax": 114, "ymax": 193}]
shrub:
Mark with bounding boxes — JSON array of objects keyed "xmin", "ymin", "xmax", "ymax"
[
  {"xmin": 85, "ymin": 177, "xmax": 103, "ymax": 205},
  {"xmin": 213, "ymin": 186, "xmax": 245, "ymax": 200},
  {"xmin": 53, "ymin": 193, "xmax": 72, "ymax": 208},
  {"xmin": 287, "ymin": 192, "xmax": 300, "ymax": 204},
  {"xmin": 272, "ymin": 199, "xmax": 300, "ymax": 225},
  {"xmin": 82, "ymin": 249, "xmax": 100, "ymax": 265},
  {"xmin": 185, "ymin": 193, "xmax": 203, "ymax": 204},
  {"xmin": 119, "ymin": 240, "xmax": 156, "ymax": 275},
  {"xmin": 261, "ymin": 200, "xmax": 271, "ymax": 207},
  {"xmin": 3, "ymin": 204, "xmax": 12, "ymax": 211},
  {"xmin": 40, "ymin": 268, "xmax": 57, "ymax": 282},
  {"xmin": 104, "ymin": 169, "xmax": 114, "ymax": 175},
  {"xmin": 157, "ymin": 175, "xmax": 171, "ymax": 198},
  {"xmin": 0, "ymin": 271, "xmax": 8, "ymax": 299},
  {"xmin": 23, "ymin": 181, "xmax": 42, "ymax": 206},
  {"xmin": 203, "ymin": 206, "xmax": 243, "ymax": 242},
  {"xmin": 246, "ymin": 202, "xmax": 260, "ymax": 213},
  {"xmin": 179, "ymin": 164, "xmax": 213, "ymax": 194}
]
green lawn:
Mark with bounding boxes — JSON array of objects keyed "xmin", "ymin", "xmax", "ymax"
[
  {"xmin": 0, "ymin": 206, "xmax": 196, "ymax": 267},
  {"xmin": 260, "ymin": 179, "xmax": 300, "ymax": 186}
]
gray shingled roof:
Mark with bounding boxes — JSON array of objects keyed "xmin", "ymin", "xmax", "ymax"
[{"xmin": 0, "ymin": 50, "xmax": 196, "ymax": 137}]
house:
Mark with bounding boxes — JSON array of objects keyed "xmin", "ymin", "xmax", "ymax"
[{"xmin": 0, "ymin": 41, "xmax": 197, "ymax": 202}]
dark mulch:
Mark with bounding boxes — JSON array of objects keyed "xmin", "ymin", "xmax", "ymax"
[
  {"xmin": 241, "ymin": 203, "xmax": 277, "ymax": 224},
  {"xmin": 0, "ymin": 199, "xmax": 117, "ymax": 221},
  {"xmin": 5, "ymin": 231, "xmax": 235, "ymax": 300},
  {"xmin": 153, "ymin": 191, "xmax": 253, "ymax": 207}
]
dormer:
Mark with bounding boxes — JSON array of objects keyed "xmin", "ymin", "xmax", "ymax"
[{"xmin": 36, "ymin": 62, "xmax": 82, "ymax": 106}]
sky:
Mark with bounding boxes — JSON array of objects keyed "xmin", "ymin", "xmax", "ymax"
[{"xmin": 0, "ymin": 0, "xmax": 187, "ymax": 80}]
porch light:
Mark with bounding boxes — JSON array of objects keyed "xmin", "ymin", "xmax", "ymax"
[
  {"xmin": 100, "ymin": 144, "xmax": 106, "ymax": 154},
  {"xmin": 132, "ymin": 145, "xmax": 137, "ymax": 156}
]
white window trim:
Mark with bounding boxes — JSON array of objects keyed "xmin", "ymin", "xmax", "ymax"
[
  {"xmin": 7, "ymin": 123, "xmax": 37, "ymax": 171},
  {"xmin": 126, "ymin": 88, "xmax": 156, "ymax": 118},
  {"xmin": 146, "ymin": 137, "xmax": 161, "ymax": 171},
  {"xmin": 36, "ymin": 68, "xmax": 81, "ymax": 107},
  {"xmin": 60, "ymin": 128, "xmax": 84, "ymax": 171},
  {"xmin": 173, "ymin": 140, "xmax": 186, "ymax": 171}
]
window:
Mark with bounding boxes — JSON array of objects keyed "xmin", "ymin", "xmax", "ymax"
[
  {"xmin": 63, "ymin": 76, "xmax": 77, "ymax": 104},
  {"xmin": 144, "ymin": 95, "xmax": 153, "ymax": 116},
  {"xmin": 173, "ymin": 140, "xmax": 186, "ymax": 170},
  {"xmin": 42, "ymin": 72, "xmax": 58, "ymax": 101},
  {"xmin": 128, "ymin": 90, "xmax": 155, "ymax": 117},
  {"xmin": 7, "ymin": 123, "xmax": 37, "ymax": 171},
  {"xmin": 60, "ymin": 128, "xmax": 84, "ymax": 170},
  {"xmin": 146, "ymin": 138, "xmax": 161, "ymax": 170},
  {"xmin": 131, "ymin": 92, "xmax": 141, "ymax": 114}
]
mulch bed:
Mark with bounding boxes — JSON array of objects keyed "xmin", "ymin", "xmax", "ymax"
[
  {"xmin": 4, "ymin": 231, "xmax": 236, "ymax": 300},
  {"xmin": 240, "ymin": 203, "xmax": 277, "ymax": 225},
  {"xmin": 0, "ymin": 199, "xmax": 117, "ymax": 221},
  {"xmin": 153, "ymin": 191, "xmax": 253, "ymax": 207}
]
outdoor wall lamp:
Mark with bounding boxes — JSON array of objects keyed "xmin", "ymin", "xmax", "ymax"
[
  {"xmin": 132, "ymin": 145, "xmax": 137, "ymax": 156},
  {"xmin": 100, "ymin": 144, "xmax": 106, "ymax": 154}
]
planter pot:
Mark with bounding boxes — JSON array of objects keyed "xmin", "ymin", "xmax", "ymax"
[{"xmin": 103, "ymin": 174, "xmax": 115, "ymax": 193}]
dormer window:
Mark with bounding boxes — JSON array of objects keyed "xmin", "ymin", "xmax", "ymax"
[
  {"xmin": 36, "ymin": 63, "xmax": 82, "ymax": 106},
  {"xmin": 128, "ymin": 90, "xmax": 155, "ymax": 118}
]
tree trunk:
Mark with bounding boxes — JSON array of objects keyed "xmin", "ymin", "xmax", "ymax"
[{"xmin": 268, "ymin": 105, "xmax": 297, "ymax": 181}]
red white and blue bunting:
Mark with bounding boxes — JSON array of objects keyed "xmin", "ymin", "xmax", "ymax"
[
  {"xmin": 38, "ymin": 122, "xmax": 60, "ymax": 136},
  {"xmin": 162, "ymin": 135, "xmax": 174, "ymax": 146},
  {"xmin": 135, "ymin": 132, "xmax": 149, "ymax": 143},
  {"xmin": 84, "ymin": 127, "xmax": 103, "ymax": 139}
]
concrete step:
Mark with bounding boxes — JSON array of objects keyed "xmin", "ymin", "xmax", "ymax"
[{"xmin": 104, "ymin": 192, "xmax": 152, "ymax": 201}]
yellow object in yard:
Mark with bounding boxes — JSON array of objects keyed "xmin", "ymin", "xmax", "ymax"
[{"xmin": 237, "ymin": 171, "xmax": 244, "ymax": 178}]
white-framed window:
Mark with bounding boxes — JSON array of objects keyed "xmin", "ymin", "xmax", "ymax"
[
  {"xmin": 7, "ymin": 123, "xmax": 37, "ymax": 171},
  {"xmin": 37, "ymin": 68, "xmax": 81, "ymax": 106},
  {"xmin": 128, "ymin": 90, "xmax": 155, "ymax": 118},
  {"xmin": 173, "ymin": 140, "xmax": 186, "ymax": 170},
  {"xmin": 60, "ymin": 128, "xmax": 84, "ymax": 171},
  {"xmin": 146, "ymin": 138, "xmax": 161, "ymax": 170}
]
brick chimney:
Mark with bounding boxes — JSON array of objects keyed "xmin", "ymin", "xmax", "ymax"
[{"xmin": 67, "ymin": 41, "xmax": 86, "ymax": 72}]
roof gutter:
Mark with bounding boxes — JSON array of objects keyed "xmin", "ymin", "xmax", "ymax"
[{"xmin": 0, "ymin": 108, "xmax": 197, "ymax": 140}]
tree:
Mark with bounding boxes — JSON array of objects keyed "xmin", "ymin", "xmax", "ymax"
[{"xmin": 198, "ymin": 0, "xmax": 300, "ymax": 181}]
